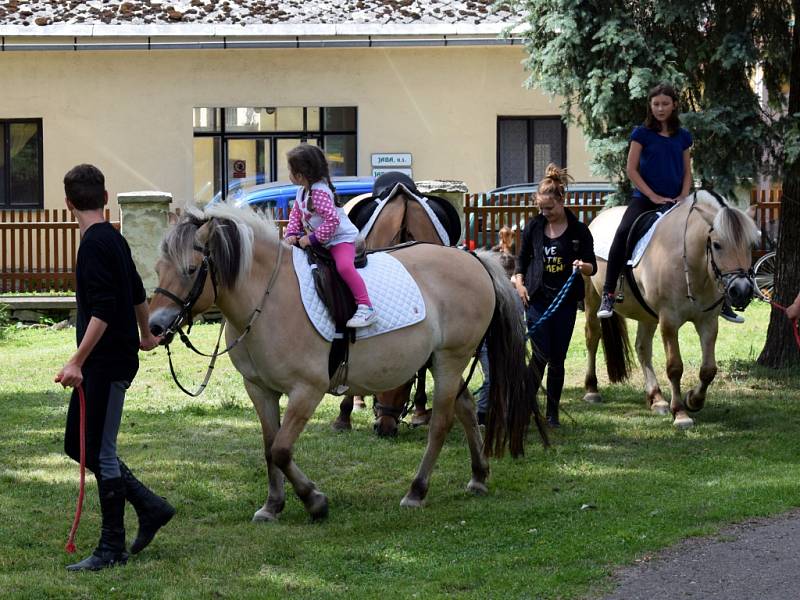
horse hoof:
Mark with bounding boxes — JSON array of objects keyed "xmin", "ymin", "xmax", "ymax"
[
  {"xmin": 400, "ymin": 495, "xmax": 423, "ymax": 508},
  {"xmin": 651, "ymin": 400, "xmax": 670, "ymax": 415},
  {"xmin": 673, "ymin": 412, "xmax": 694, "ymax": 430},
  {"xmin": 466, "ymin": 480, "xmax": 488, "ymax": 496},
  {"xmin": 305, "ymin": 491, "xmax": 329, "ymax": 521},
  {"xmin": 331, "ymin": 418, "xmax": 352, "ymax": 432},
  {"xmin": 584, "ymin": 393, "xmax": 602, "ymax": 404},
  {"xmin": 411, "ymin": 410, "xmax": 432, "ymax": 427},
  {"xmin": 252, "ymin": 508, "xmax": 279, "ymax": 522},
  {"xmin": 684, "ymin": 391, "xmax": 705, "ymax": 413}
]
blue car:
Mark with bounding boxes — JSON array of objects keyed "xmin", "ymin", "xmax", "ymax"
[{"xmin": 209, "ymin": 176, "xmax": 376, "ymax": 217}]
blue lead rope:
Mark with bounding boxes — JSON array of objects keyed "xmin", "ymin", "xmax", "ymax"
[{"xmin": 528, "ymin": 269, "xmax": 579, "ymax": 334}]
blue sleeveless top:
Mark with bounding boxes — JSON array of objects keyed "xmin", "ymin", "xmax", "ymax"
[{"xmin": 630, "ymin": 125, "xmax": 692, "ymax": 200}]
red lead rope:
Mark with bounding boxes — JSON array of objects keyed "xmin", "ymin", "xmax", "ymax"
[
  {"xmin": 770, "ymin": 301, "xmax": 800, "ymax": 350},
  {"xmin": 65, "ymin": 384, "xmax": 86, "ymax": 554}
]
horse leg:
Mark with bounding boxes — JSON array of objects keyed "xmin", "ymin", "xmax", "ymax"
[
  {"xmin": 686, "ymin": 317, "xmax": 718, "ymax": 412},
  {"xmin": 411, "ymin": 367, "xmax": 431, "ymax": 426},
  {"xmin": 243, "ymin": 380, "xmax": 286, "ymax": 522},
  {"xmin": 401, "ymin": 359, "xmax": 461, "ymax": 508},
  {"xmin": 583, "ymin": 287, "xmax": 603, "ymax": 404},
  {"xmin": 452, "ymin": 385, "xmax": 489, "ymax": 496},
  {"xmin": 331, "ymin": 396, "xmax": 354, "ymax": 432},
  {"xmin": 660, "ymin": 321, "xmax": 693, "ymax": 429},
  {"xmin": 635, "ymin": 321, "xmax": 669, "ymax": 415},
  {"xmin": 270, "ymin": 390, "xmax": 329, "ymax": 521}
]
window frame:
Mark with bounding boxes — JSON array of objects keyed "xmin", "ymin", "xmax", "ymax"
[
  {"xmin": 496, "ymin": 116, "xmax": 567, "ymax": 187},
  {"xmin": 193, "ymin": 107, "xmax": 358, "ymax": 200},
  {"xmin": 1, "ymin": 118, "xmax": 44, "ymax": 210}
]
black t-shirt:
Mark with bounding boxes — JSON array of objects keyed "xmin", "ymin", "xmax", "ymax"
[
  {"xmin": 75, "ymin": 222, "xmax": 146, "ymax": 381},
  {"xmin": 535, "ymin": 232, "xmax": 572, "ymax": 303}
]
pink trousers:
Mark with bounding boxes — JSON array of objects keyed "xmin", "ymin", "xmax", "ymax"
[{"xmin": 329, "ymin": 242, "xmax": 372, "ymax": 306}]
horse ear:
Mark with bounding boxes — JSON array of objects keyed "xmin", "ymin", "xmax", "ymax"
[{"xmin": 195, "ymin": 219, "xmax": 215, "ymax": 248}]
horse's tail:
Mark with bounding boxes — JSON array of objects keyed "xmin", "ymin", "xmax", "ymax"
[
  {"xmin": 475, "ymin": 252, "xmax": 548, "ymax": 458},
  {"xmin": 600, "ymin": 313, "xmax": 632, "ymax": 383}
]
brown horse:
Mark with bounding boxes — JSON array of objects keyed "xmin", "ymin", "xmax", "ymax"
[
  {"xmin": 149, "ymin": 203, "xmax": 544, "ymax": 519},
  {"xmin": 583, "ymin": 190, "xmax": 758, "ymax": 428},
  {"xmin": 333, "ymin": 177, "xmax": 461, "ymax": 436}
]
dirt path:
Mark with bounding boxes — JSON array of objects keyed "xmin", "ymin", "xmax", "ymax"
[{"xmin": 595, "ymin": 509, "xmax": 800, "ymax": 600}]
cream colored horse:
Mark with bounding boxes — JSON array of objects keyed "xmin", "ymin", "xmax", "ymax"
[
  {"xmin": 148, "ymin": 203, "xmax": 545, "ymax": 521},
  {"xmin": 584, "ymin": 190, "xmax": 758, "ymax": 429}
]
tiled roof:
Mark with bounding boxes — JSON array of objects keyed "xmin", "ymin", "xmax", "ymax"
[{"xmin": 0, "ymin": 0, "xmax": 515, "ymax": 27}]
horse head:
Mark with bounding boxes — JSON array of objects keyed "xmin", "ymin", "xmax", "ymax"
[
  {"xmin": 699, "ymin": 191, "xmax": 760, "ymax": 311},
  {"xmin": 149, "ymin": 207, "xmax": 254, "ymax": 341}
]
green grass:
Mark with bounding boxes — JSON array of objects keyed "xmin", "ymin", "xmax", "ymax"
[{"xmin": 1, "ymin": 302, "xmax": 798, "ymax": 599}]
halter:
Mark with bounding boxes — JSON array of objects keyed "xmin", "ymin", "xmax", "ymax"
[
  {"xmin": 154, "ymin": 244, "xmax": 218, "ymax": 340},
  {"xmin": 153, "ymin": 236, "xmax": 284, "ymax": 396},
  {"xmin": 681, "ymin": 195, "xmax": 754, "ymax": 312},
  {"xmin": 705, "ymin": 235, "xmax": 755, "ymax": 311}
]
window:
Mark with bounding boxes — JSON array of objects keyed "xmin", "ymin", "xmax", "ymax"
[
  {"xmin": 193, "ymin": 107, "xmax": 357, "ymax": 203},
  {"xmin": 497, "ymin": 117, "xmax": 566, "ymax": 187},
  {"xmin": 1, "ymin": 119, "xmax": 44, "ymax": 209}
]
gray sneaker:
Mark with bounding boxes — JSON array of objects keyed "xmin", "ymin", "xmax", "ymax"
[
  {"xmin": 597, "ymin": 293, "xmax": 615, "ymax": 319},
  {"xmin": 720, "ymin": 302, "xmax": 745, "ymax": 324}
]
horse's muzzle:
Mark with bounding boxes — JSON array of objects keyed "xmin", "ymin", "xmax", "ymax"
[{"xmin": 727, "ymin": 276, "xmax": 754, "ymax": 311}]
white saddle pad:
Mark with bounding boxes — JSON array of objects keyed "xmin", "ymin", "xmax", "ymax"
[
  {"xmin": 291, "ymin": 246, "xmax": 426, "ymax": 342},
  {"xmin": 359, "ymin": 183, "xmax": 451, "ymax": 246},
  {"xmin": 595, "ymin": 204, "xmax": 678, "ymax": 265}
]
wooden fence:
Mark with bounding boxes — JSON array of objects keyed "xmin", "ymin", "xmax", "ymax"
[
  {"xmin": 465, "ymin": 188, "xmax": 782, "ymax": 255},
  {"xmin": 0, "ymin": 208, "xmax": 116, "ymax": 293},
  {"xmin": 750, "ymin": 188, "xmax": 782, "ymax": 255},
  {"xmin": 0, "ymin": 188, "xmax": 783, "ymax": 293},
  {"xmin": 463, "ymin": 191, "xmax": 607, "ymax": 250}
]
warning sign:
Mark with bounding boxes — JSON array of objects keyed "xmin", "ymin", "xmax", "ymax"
[{"xmin": 232, "ymin": 159, "xmax": 246, "ymax": 179}]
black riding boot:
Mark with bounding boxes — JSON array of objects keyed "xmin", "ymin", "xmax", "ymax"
[
  {"xmin": 119, "ymin": 460, "xmax": 175, "ymax": 554},
  {"xmin": 66, "ymin": 477, "xmax": 128, "ymax": 572}
]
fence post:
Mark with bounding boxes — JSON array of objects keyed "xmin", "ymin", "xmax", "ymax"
[
  {"xmin": 414, "ymin": 180, "xmax": 468, "ymax": 245},
  {"xmin": 118, "ymin": 191, "xmax": 173, "ymax": 295}
]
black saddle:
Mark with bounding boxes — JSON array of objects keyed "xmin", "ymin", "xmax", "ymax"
[
  {"xmin": 348, "ymin": 171, "xmax": 462, "ymax": 246},
  {"xmin": 620, "ymin": 207, "xmax": 671, "ymax": 319},
  {"xmin": 625, "ymin": 206, "xmax": 670, "ymax": 260},
  {"xmin": 304, "ymin": 245, "xmax": 368, "ymax": 379}
]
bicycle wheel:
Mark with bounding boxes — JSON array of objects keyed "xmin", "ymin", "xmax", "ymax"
[{"xmin": 753, "ymin": 251, "xmax": 776, "ymax": 298}]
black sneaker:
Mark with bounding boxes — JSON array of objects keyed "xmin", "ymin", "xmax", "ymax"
[
  {"xmin": 597, "ymin": 293, "xmax": 615, "ymax": 319},
  {"xmin": 720, "ymin": 302, "xmax": 745, "ymax": 324}
]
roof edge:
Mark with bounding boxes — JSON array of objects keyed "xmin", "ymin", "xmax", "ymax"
[{"xmin": 0, "ymin": 22, "xmax": 528, "ymax": 38}]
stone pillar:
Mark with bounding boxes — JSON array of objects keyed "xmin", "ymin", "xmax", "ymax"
[
  {"xmin": 118, "ymin": 191, "xmax": 173, "ymax": 295},
  {"xmin": 414, "ymin": 180, "xmax": 468, "ymax": 244}
]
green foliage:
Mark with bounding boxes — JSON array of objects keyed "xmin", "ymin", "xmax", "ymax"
[
  {"xmin": 503, "ymin": 0, "xmax": 795, "ymax": 199},
  {"xmin": 0, "ymin": 304, "xmax": 10, "ymax": 340}
]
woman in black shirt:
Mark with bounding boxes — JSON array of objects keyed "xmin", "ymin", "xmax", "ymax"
[{"xmin": 514, "ymin": 164, "xmax": 597, "ymax": 427}]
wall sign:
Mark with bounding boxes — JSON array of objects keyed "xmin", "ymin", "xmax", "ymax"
[
  {"xmin": 371, "ymin": 153, "xmax": 412, "ymax": 168},
  {"xmin": 372, "ymin": 167, "xmax": 413, "ymax": 178}
]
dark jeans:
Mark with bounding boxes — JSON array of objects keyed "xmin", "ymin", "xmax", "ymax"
[
  {"xmin": 526, "ymin": 298, "xmax": 578, "ymax": 421},
  {"xmin": 64, "ymin": 372, "xmax": 129, "ymax": 481},
  {"xmin": 476, "ymin": 341, "xmax": 490, "ymax": 415},
  {"xmin": 603, "ymin": 196, "xmax": 664, "ymax": 294}
]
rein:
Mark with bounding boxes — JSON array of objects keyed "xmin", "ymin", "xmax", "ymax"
[{"xmin": 155, "ymin": 237, "xmax": 284, "ymax": 396}]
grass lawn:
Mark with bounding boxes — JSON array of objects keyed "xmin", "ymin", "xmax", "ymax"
[{"xmin": 1, "ymin": 302, "xmax": 798, "ymax": 599}]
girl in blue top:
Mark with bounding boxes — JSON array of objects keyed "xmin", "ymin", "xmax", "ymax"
[{"xmin": 597, "ymin": 83, "xmax": 693, "ymax": 319}]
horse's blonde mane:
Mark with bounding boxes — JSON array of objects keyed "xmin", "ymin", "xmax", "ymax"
[
  {"xmin": 161, "ymin": 201, "xmax": 280, "ymax": 287},
  {"xmin": 693, "ymin": 190, "xmax": 759, "ymax": 249}
]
